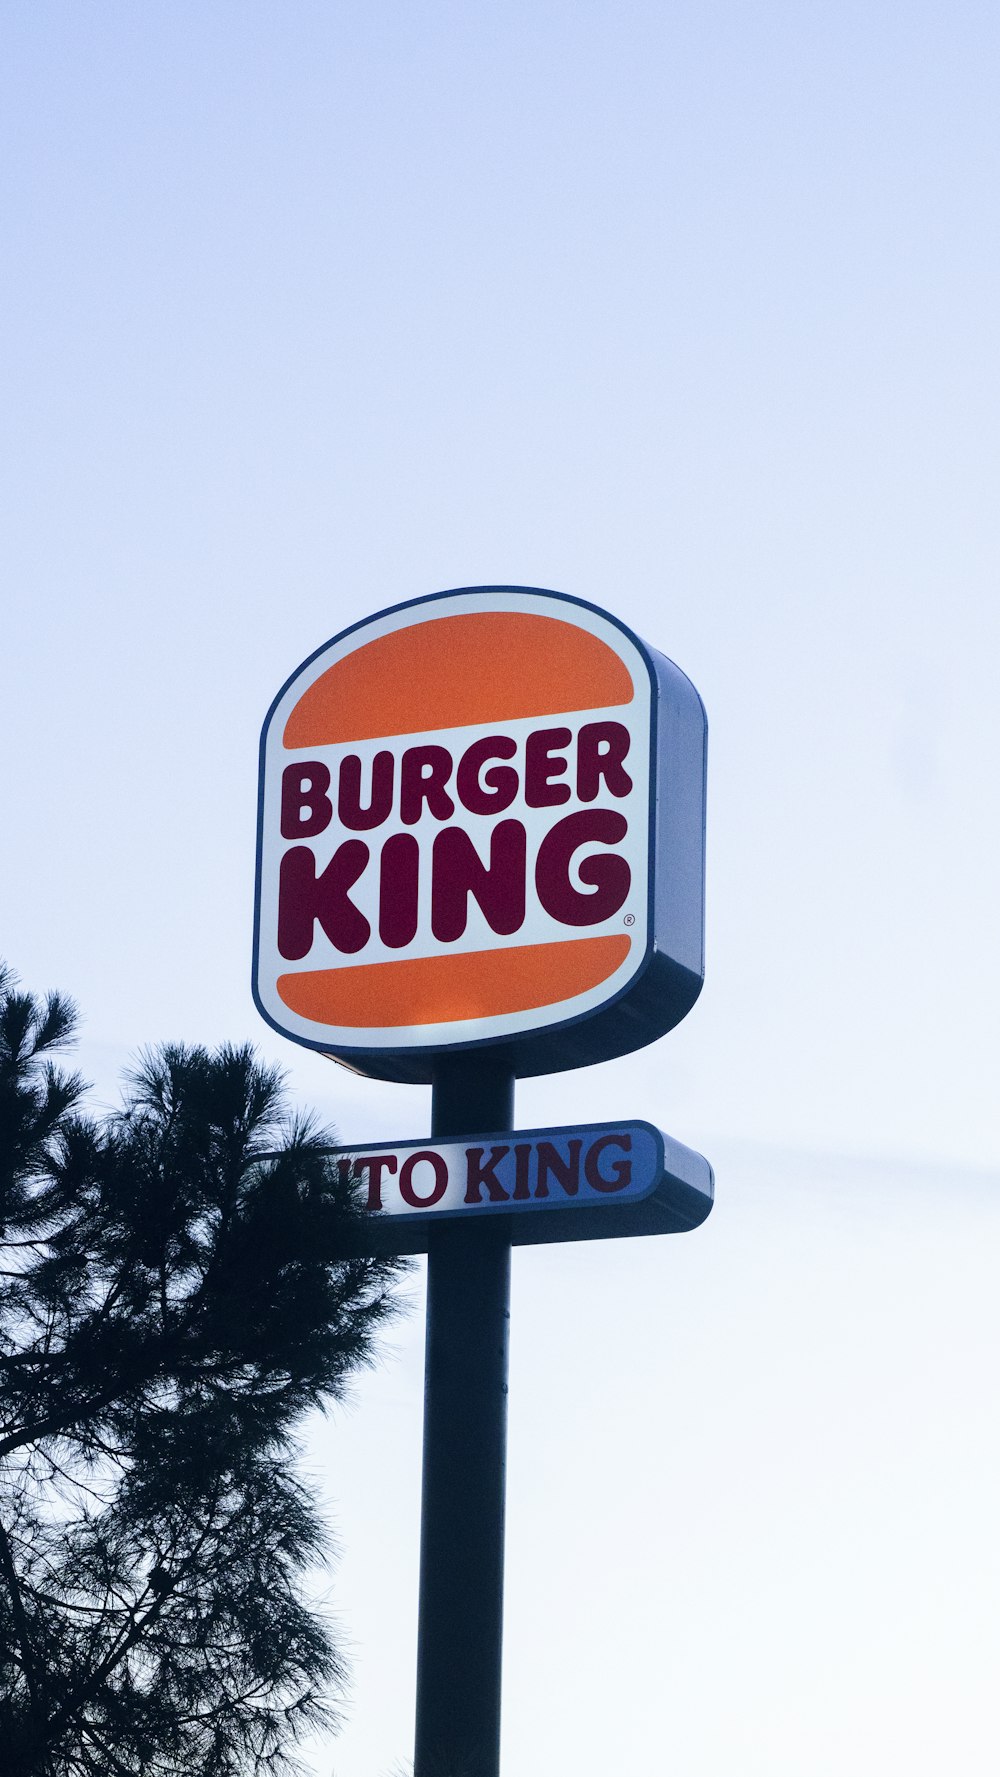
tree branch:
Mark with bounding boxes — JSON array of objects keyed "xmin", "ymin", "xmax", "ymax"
[{"xmin": 0, "ymin": 1510, "xmax": 47, "ymax": 1753}]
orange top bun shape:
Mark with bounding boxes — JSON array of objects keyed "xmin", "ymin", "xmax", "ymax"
[{"xmin": 282, "ymin": 611, "xmax": 635, "ymax": 746}]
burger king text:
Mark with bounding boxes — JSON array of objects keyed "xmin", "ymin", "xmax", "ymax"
[{"xmin": 277, "ymin": 718, "xmax": 638, "ymax": 961}]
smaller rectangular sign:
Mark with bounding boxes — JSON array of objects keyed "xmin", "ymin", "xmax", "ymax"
[{"xmin": 328, "ymin": 1121, "xmax": 713, "ymax": 1254}]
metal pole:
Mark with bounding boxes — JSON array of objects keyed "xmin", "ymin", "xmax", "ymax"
[{"xmin": 413, "ymin": 1056, "xmax": 514, "ymax": 1777}]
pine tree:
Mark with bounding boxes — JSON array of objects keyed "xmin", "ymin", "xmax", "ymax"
[{"xmin": 0, "ymin": 961, "xmax": 402, "ymax": 1776}]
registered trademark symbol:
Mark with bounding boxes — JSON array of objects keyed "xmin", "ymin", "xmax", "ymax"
[{"xmin": 623, "ymin": 913, "xmax": 635, "ymax": 926}]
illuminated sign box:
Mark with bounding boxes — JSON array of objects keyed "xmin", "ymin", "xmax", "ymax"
[{"xmin": 253, "ymin": 586, "xmax": 706, "ymax": 1083}]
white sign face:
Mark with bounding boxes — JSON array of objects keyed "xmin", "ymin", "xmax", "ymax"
[{"xmin": 253, "ymin": 586, "xmax": 706, "ymax": 1082}]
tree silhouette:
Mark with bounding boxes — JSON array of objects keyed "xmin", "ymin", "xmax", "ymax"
[{"xmin": 0, "ymin": 962, "xmax": 402, "ymax": 1776}]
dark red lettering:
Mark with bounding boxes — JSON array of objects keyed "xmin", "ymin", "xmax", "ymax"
[
  {"xmin": 400, "ymin": 746, "xmax": 455, "ymax": 825},
  {"xmin": 456, "ymin": 735, "xmax": 518, "ymax": 815},
  {"xmin": 534, "ymin": 1139, "xmax": 582, "ymax": 1198},
  {"xmin": 338, "ymin": 751, "xmax": 395, "ymax": 830},
  {"xmin": 281, "ymin": 763, "xmax": 333, "ymax": 839},
  {"xmin": 353, "ymin": 1153, "xmax": 398, "ymax": 1211},
  {"xmin": 535, "ymin": 810, "xmax": 630, "ymax": 926},
  {"xmin": 431, "ymin": 820, "xmax": 526, "ymax": 942},
  {"xmin": 525, "ymin": 727, "xmax": 571, "ymax": 807},
  {"xmin": 464, "ymin": 1146, "xmax": 511, "ymax": 1204},
  {"xmin": 584, "ymin": 1134, "xmax": 633, "ymax": 1193},
  {"xmin": 512, "ymin": 1144, "xmax": 532, "ymax": 1201},
  {"xmin": 379, "ymin": 832, "xmax": 420, "ymax": 948},
  {"xmin": 277, "ymin": 842, "xmax": 370, "ymax": 958},
  {"xmin": 399, "ymin": 1150, "xmax": 448, "ymax": 1208},
  {"xmin": 577, "ymin": 722, "xmax": 633, "ymax": 802}
]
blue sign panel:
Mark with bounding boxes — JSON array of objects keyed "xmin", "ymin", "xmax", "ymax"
[{"xmin": 329, "ymin": 1121, "xmax": 713, "ymax": 1253}]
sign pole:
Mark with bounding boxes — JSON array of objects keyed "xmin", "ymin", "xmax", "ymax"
[
  {"xmin": 413, "ymin": 1057, "xmax": 514, "ymax": 1777},
  {"xmin": 254, "ymin": 585, "xmax": 711, "ymax": 1775}
]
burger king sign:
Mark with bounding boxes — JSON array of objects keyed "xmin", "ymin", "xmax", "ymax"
[{"xmin": 253, "ymin": 586, "xmax": 706, "ymax": 1083}]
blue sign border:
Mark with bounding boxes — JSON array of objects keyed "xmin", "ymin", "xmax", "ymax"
[{"xmin": 252, "ymin": 585, "xmax": 706, "ymax": 1083}]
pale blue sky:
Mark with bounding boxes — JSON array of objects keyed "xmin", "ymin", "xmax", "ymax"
[{"xmin": 3, "ymin": 6, "xmax": 999, "ymax": 1773}]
